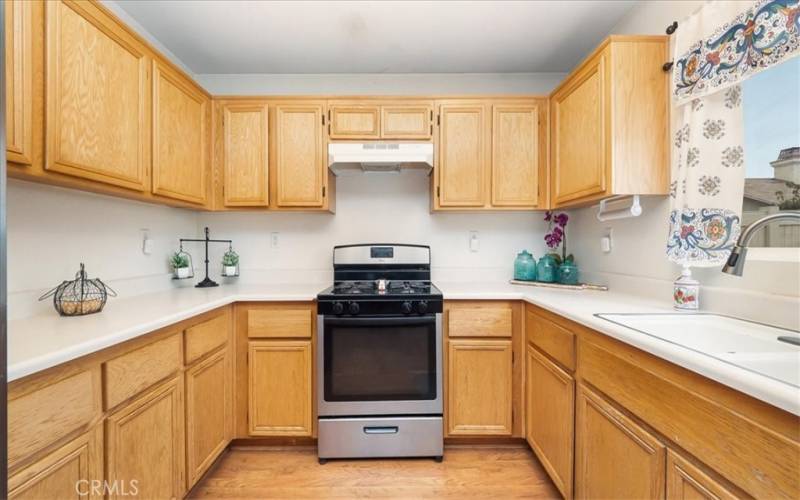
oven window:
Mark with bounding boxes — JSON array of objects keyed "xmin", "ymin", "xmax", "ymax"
[{"xmin": 324, "ymin": 318, "xmax": 437, "ymax": 401}]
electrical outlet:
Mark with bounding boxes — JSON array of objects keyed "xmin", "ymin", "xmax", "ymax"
[
  {"xmin": 469, "ymin": 231, "xmax": 479, "ymax": 252},
  {"xmin": 141, "ymin": 229, "xmax": 153, "ymax": 255},
  {"xmin": 270, "ymin": 232, "xmax": 280, "ymax": 249},
  {"xmin": 601, "ymin": 228, "xmax": 613, "ymax": 253}
]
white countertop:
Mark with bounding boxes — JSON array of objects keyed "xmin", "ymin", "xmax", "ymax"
[{"xmin": 9, "ymin": 281, "xmax": 799, "ymax": 417}]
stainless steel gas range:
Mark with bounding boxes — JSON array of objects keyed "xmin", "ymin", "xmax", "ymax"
[{"xmin": 316, "ymin": 244, "xmax": 443, "ymax": 463}]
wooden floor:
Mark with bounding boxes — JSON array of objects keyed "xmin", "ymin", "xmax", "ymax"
[{"xmin": 189, "ymin": 445, "xmax": 561, "ymax": 499}]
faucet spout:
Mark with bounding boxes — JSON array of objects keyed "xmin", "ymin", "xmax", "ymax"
[{"xmin": 722, "ymin": 211, "xmax": 800, "ymax": 276}]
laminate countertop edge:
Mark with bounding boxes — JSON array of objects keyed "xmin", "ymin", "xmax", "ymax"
[{"xmin": 8, "ymin": 281, "xmax": 799, "ymax": 417}]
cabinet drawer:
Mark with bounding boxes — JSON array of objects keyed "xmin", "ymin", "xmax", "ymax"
[
  {"xmin": 247, "ymin": 308, "xmax": 312, "ymax": 338},
  {"xmin": 526, "ymin": 308, "xmax": 576, "ymax": 371},
  {"xmin": 448, "ymin": 306, "xmax": 512, "ymax": 338},
  {"xmin": 185, "ymin": 314, "xmax": 228, "ymax": 364},
  {"xmin": 8, "ymin": 367, "xmax": 102, "ymax": 469},
  {"xmin": 104, "ymin": 334, "xmax": 182, "ymax": 409}
]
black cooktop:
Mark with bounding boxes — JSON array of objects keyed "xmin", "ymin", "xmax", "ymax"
[{"xmin": 318, "ymin": 280, "xmax": 442, "ymax": 300}]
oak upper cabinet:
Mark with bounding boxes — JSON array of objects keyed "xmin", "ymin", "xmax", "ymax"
[
  {"xmin": 222, "ymin": 102, "xmax": 269, "ymax": 206},
  {"xmin": 45, "ymin": 0, "xmax": 150, "ymax": 191},
  {"xmin": 185, "ymin": 348, "xmax": 230, "ymax": 486},
  {"xmin": 381, "ymin": 105, "xmax": 432, "ymax": 139},
  {"xmin": 106, "ymin": 376, "xmax": 185, "ymax": 500},
  {"xmin": 436, "ymin": 102, "xmax": 490, "ymax": 207},
  {"xmin": 550, "ymin": 35, "xmax": 669, "ymax": 207},
  {"xmin": 8, "ymin": 425, "xmax": 104, "ymax": 499},
  {"xmin": 273, "ymin": 102, "xmax": 327, "ymax": 208},
  {"xmin": 492, "ymin": 104, "xmax": 542, "ymax": 208},
  {"xmin": 152, "ymin": 60, "xmax": 209, "ymax": 205},
  {"xmin": 329, "ymin": 104, "xmax": 380, "ymax": 140},
  {"xmin": 447, "ymin": 339, "xmax": 513, "ymax": 435},
  {"xmin": 575, "ymin": 383, "xmax": 666, "ymax": 499},
  {"xmin": 526, "ymin": 345, "xmax": 575, "ymax": 499},
  {"xmin": 5, "ymin": 0, "xmax": 34, "ymax": 166},
  {"xmin": 248, "ymin": 340, "xmax": 313, "ymax": 436}
]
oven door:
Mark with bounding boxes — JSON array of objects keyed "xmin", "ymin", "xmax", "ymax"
[{"xmin": 318, "ymin": 314, "xmax": 443, "ymax": 417}]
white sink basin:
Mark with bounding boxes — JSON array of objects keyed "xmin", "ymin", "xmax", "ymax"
[{"xmin": 596, "ymin": 313, "xmax": 800, "ymax": 387}]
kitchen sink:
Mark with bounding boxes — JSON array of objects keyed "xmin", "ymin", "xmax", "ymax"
[{"xmin": 595, "ymin": 313, "xmax": 800, "ymax": 387}]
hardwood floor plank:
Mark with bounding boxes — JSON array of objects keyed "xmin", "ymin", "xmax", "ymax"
[{"xmin": 190, "ymin": 446, "xmax": 560, "ymax": 499}]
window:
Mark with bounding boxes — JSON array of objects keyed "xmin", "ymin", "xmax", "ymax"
[{"xmin": 741, "ymin": 57, "xmax": 800, "ymax": 249}]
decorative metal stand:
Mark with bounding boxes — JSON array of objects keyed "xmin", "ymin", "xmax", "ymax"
[{"xmin": 179, "ymin": 227, "xmax": 233, "ymax": 288}]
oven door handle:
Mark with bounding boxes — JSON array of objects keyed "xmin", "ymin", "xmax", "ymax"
[
  {"xmin": 363, "ymin": 426, "xmax": 399, "ymax": 434},
  {"xmin": 323, "ymin": 316, "xmax": 435, "ymax": 327}
]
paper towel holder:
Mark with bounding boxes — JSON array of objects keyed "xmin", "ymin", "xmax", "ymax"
[{"xmin": 596, "ymin": 195, "xmax": 643, "ymax": 222}]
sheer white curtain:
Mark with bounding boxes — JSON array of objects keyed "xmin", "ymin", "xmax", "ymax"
[{"xmin": 666, "ymin": 0, "xmax": 800, "ymax": 266}]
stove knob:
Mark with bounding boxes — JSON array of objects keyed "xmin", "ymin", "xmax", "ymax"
[
  {"xmin": 401, "ymin": 301, "xmax": 413, "ymax": 315},
  {"xmin": 416, "ymin": 300, "xmax": 429, "ymax": 314},
  {"xmin": 332, "ymin": 301, "xmax": 344, "ymax": 315},
  {"xmin": 348, "ymin": 301, "xmax": 360, "ymax": 315}
]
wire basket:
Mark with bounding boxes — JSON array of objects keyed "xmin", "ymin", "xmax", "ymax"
[{"xmin": 39, "ymin": 263, "xmax": 117, "ymax": 316}]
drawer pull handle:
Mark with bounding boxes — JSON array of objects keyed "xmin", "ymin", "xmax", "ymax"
[{"xmin": 363, "ymin": 426, "xmax": 399, "ymax": 434}]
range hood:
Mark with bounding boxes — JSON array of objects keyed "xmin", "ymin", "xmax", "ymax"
[{"xmin": 328, "ymin": 142, "xmax": 433, "ymax": 175}]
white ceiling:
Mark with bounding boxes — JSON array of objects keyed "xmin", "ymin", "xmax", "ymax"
[{"xmin": 112, "ymin": 0, "xmax": 638, "ymax": 74}]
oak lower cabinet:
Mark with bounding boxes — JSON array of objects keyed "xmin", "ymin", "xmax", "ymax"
[
  {"xmin": 575, "ymin": 383, "xmax": 666, "ymax": 499},
  {"xmin": 550, "ymin": 35, "xmax": 669, "ymax": 208},
  {"xmin": 273, "ymin": 102, "xmax": 328, "ymax": 208},
  {"xmin": 45, "ymin": 0, "xmax": 150, "ymax": 191},
  {"xmin": 151, "ymin": 60, "xmax": 209, "ymax": 205},
  {"xmin": 185, "ymin": 348, "xmax": 231, "ymax": 486},
  {"xmin": 666, "ymin": 450, "xmax": 739, "ymax": 500},
  {"xmin": 447, "ymin": 339, "xmax": 513, "ymax": 435},
  {"xmin": 106, "ymin": 376, "xmax": 185, "ymax": 499},
  {"xmin": 8, "ymin": 425, "xmax": 104, "ymax": 499},
  {"xmin": 526, "ymin": 345, "xmax": 574, "ymax": 499},
  {"xmin": 248, "ymin": 340, "xmax": 313, "ymax": 436}
]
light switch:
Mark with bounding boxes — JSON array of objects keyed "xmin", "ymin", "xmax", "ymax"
[
  {"xmin": 601, "ymin": 228, "xmax": 613, "ymax": 253},
  {"xmin": 141, "ymin": 229, "xmax": 153, "ymax": 255}
]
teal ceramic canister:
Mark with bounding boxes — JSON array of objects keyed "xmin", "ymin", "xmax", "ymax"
[
  {"xmin": 558, "ymin": 262, "xmax": 579, "ymax": 285},
  {"xmin": 536, "ymin": 254, "xmax": 557, "ymax": 283},
  {"xmin": 514, "ymin": 250, "xmax": 537, "ymax": 281}
]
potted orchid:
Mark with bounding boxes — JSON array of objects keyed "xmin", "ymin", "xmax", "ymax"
[{"xmin": 543, "ymin": 211, "xmax": 578, "ymax": 285}]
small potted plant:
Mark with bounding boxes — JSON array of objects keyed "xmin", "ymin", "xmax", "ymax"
[
  {"xmin": 222, "ymin": 249, "xmax": 239, "ymax": 277},
  {"xmin": 170, "ymin": 252, "xmax": 191, "ymax": 279},
  {"xmin": 544, "ymin": 211, "xmax": 578, "ymax": 285}
]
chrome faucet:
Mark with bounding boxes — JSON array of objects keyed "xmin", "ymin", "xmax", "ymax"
[{"xmin": 722, "ymin": 211, "xmax": 800, "ymax": 276}]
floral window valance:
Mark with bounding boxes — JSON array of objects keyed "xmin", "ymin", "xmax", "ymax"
[{"xmin": 673, "ymin": 0, "xmax": 800, "ymax": 105}]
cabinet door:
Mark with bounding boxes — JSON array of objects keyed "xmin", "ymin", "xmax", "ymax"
[
  {"xmin": 447, "ymin": 339, "xmax": 512, "ymax": 435},
  {"xmin": 381, "ymin": 105, "xmax": 432, "ymax": 139},
  {"xmin": 152, "ymin": 61, "xmax": 208, "ymax": 204},
  {"xmin": 8, "ymin": 425, "xmax": 104, "ymax": 499},
  {"xmin": 526, "ymin": 345, "xmax": 575, "ymax": 499},
  {"xmin": 45, "ymin": 0, "xmax": 149, "ymax": 191},
  {"xmin": 437, "ymin": 104, "xmax": 488, "ymax": 207},
  {"xmin": 666, "ymin": 450, "xmax": 739, "ymax": 500},
  {"xmin": 275, "ymin": 104, "xmax": 325, "ymax": 207},
  {"xmin": 5, "ymin": 0, "xmax": 33, "ymax": 165},
  {"xmin": 223, "ymin": 103, "xmax": 269, "ymax": 206},
  {"xmin": 186, "ymin": 348, "xmax": 231, "ymax": 487},
  {"xmin": 551, "ymin": 52, "xmax": 608, "ymax": 205},
  {"xmin": 248, "ymin": 340, "xmax": 312, "ymax": 436},
  {"xmin": 329, "ymin": 105, "xmax": 379, "ymax": 140},
  {"xmin": 107, "ymin": 376, "xmax": 185, "ymax": 500},
  {"xmin": 492, "ymin": 105, "xmax": 539, "ymax": 207},
  {"xmin": 575, "ymin": 384, "xmax": 666, "ymax": 499}
]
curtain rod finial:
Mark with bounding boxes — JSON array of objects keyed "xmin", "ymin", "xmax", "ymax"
[{"xmin": 666, "ymin": 21, "xmax": 678, "ymax": 35}]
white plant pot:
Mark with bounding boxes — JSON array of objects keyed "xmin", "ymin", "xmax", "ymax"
[
  {"xmin": 224, "ymin": 265, "xmax": 237, "ymax": 276},
  {"xmin": 176, "ymin": 267, "xmax": 190, "ymax": 279}
]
